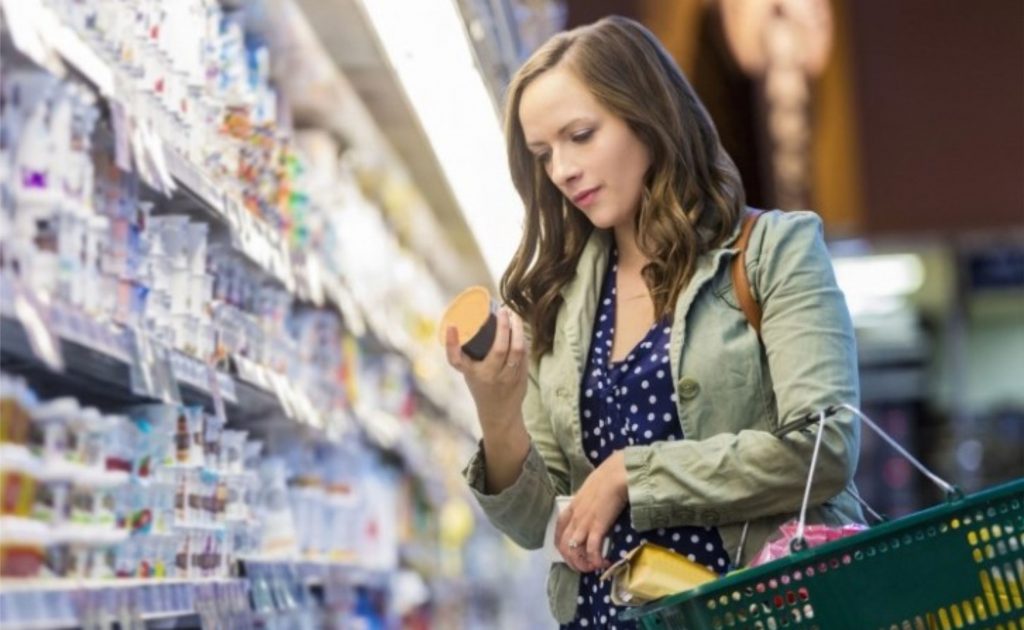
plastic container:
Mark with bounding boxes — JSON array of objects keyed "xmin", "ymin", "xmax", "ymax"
[{"xmin": 0, "ymin": 516, "xmax": 49, "ymax": 577}]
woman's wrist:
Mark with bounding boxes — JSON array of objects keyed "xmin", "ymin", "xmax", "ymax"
[
  {"xmin": 481, "ymin": 416, "xmax": 529, "ymax": 455},
  {"xmin": 480, "ymin": 418, "xmax": 530, "ymax": 495},
  {"xmin": 609, "ymin": 450, "xmax": 629, "ymax": 503}
]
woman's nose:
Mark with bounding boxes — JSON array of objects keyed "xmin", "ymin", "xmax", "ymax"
[{"xmin": 550, "ymin": 150, "xmax": 581, "ymax": 188}]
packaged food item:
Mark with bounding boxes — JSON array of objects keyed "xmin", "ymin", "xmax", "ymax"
[
  {"xmin": 104, "ymin": 415, "xmax": 136, "ymax": 475},
  {"xmin": 151, "ymin": 481, "xmax": 176, "ymax": 535},
  {"xmin": 0, "ymin": 517, "xmax": 49, "ymax": 577},
  {"xmin": 179, "ymin": 406, "xmax": 206, "ymax": 466},
  {"xmin": 600, "ymin": 541, "xmax": 719, "ymax": 606},
  {"xmin": 128, "ymin": 404, "xmax": 179, "ymax": 468},
  {"xmin": 0, "ymin": 376, "xmax": 35, "ymax": 445},
  {"xmin": 173, "ymin": 468, "xmax": 191, "ymax": 524},
  {"xmin": 30, "ymin": 397, "xmax": 78, "ymax": 462},
  {"xmin": 203, "ymin": 412, "xmax": 224, "ymax": 467},
  {"xmin": 114, "ymin": 534, "xmax": 141, "ymax": 578},
  {"xmin": 748, "ymin": 519, "xmax": 869, "ymax": 567},
  {"xmin": 70, "ymin": 406, "xmax": 104, "ymax": 466},
  {"xmin": 438, "ymin": 285, "xmax": 497, "ymax": 360},
  {"xmin": 0, "ymin": 445, "xmax": 40, "ymax": 517},
  {"xmin": 32, "ymin": 476, "xmax": 71, "ymax": 526},
  {"xmin": 220, "ymin": 430, "xmax": 247, "ymax": 473}
]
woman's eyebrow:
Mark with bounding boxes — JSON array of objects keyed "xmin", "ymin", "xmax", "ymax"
[{"xmin": 526, "ymin": 117, "xmax": 589, "ymax": 150}]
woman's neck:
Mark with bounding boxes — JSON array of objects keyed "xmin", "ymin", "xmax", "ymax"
[{"xmin": 613, "ymin": 222, "xmax": 648, "ymax": 273}]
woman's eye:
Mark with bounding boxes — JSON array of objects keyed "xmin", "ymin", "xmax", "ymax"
[
  {"xmin": 537, "ymin": 153, "xmax": 551, "ymax": 165},
  {"xmin": 571, "ymin": 130, "xmax": 593, "ymax": 143}
]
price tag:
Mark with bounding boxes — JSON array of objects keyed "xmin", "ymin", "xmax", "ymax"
[
  {"xmin": 304, "ymin": 256, "xmax": 324, "ymax": 306},
  {"xmin": 169, "ymin": 352, "xmax": 189, "ymax": 386},
  {"xmin": 12, "ymin": 286, "xmax": 63, "ymax": 371},
  {"xmin": 206, "ymin": 362, "xmax": 228, "ymax": 426},
  {"xmin": 269, "ymin": 371, "xmax": 295, "ymax": 420},
  {"xmin": 1, "ymin": 0, "xmax": 53, "ymax": 71},
  {"xmin": 298, "ymin": 392, "xmax": 322, "ymax": 429},
  {"xmin": 285, "ymin": 382, "xmax": 305, "ymax": 425},
  {"xmin": 111, "ymin": 100, "xmax": 133, "ymax": 172},
  {"xmin": 130, "ymin": 120, "xmax": 157, "ymax": 192},
  {"xmin": 224, "ymin": 196, "xmax": 241, "ymax": 230},
  {"xmin": 128, "ymin": 327, "xmax": 155, "ymax": 397},
  {"xmin": 218, "ymin": 370, "xmax": 237, "ymax": 404},
  {"xmin": 47, "ymin": 6, "xmax": 114, "ymax": 96},
  {"xmin": 145, "ymin": 123, "xmax": 176, "ymax": 194},
  {"xmin": 234, "ymin": 355, "xmax": 258, "ymax": 385},
  {"xmin": 129, "ymin": 331, "xmax": 180, "ymax": 403},
  {"xmin": 255, "ymin": 363, "xmax": 271, "ymax": 391}
]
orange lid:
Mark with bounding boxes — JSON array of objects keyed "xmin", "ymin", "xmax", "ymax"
[{"xmin": 439, "ymin": 286, "xmax": 492, "ymax": 347}]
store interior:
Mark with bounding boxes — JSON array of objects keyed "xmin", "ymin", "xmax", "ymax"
[{"xmin": 0, "ymin": 0, "xmax": 1021, "ymax": 628}]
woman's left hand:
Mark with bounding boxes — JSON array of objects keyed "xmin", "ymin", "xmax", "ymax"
[{"xmin": 555, "ymin": 450, "xmax": 629, "ymax": 573}]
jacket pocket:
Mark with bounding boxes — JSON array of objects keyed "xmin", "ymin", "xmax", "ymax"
[{"xmin": 546, "ymin": 562, "xmax": 580, "ymax": 624}]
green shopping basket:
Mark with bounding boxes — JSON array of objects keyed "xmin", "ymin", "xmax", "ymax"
[{"xmin": 623, "ymin": 405, "xmax": 1024, "ymax": 629}]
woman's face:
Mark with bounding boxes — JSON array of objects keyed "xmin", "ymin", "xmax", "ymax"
[{"xmin": 519, "ymin": 65, "xmax": 652, "ymax": 231}]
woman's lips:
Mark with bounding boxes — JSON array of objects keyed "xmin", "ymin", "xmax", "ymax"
[{"xmin": 573, "ymin": 187, "xmax": 600, "ymax": 207}]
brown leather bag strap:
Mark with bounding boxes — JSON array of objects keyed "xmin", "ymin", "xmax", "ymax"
[{"xmin": 731, "ymin": 208, "xmax": 764, "ymax": 336}]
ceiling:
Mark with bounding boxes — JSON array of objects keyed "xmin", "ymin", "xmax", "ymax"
[{"xmin": 290, "ymin": 0, "xmax": 492, "ymax": 291}]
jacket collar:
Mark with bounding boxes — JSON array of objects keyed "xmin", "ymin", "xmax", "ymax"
[
  {"xmin": 558, "ymin": 229, "xmax": 611, "ymax": 373},
  {"xmin": 555, "ymin": 212, "xmax": 747, "ymax": 371}
]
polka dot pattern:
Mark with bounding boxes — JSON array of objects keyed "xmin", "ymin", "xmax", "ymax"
[{"xmin": 561, "ymin": 247, "xmax": 730, "ymax": 630}]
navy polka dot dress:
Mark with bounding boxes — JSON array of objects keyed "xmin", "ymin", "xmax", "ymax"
[{"xmin": 562, "ymin": 248, "xmax": 732, "ymax": 630}]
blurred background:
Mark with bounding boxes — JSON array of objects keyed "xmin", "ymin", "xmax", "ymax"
[
  {"xmin": 319, "ymin": 0, "xmax": 1024, "ymax": 516},
  {"xmin": 1, "ymin": 0, "xmax": 1021, "ymax": 628}
]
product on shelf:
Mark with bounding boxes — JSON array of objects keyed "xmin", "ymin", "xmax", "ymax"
[{"xmin": 0, "ymin": 0, "xmax": 537, "ymax": 626}]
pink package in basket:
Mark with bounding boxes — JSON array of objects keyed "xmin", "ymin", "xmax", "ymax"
[{"xmin": 749, "ymin": 520, "xmax": 868, "ymax": 567}]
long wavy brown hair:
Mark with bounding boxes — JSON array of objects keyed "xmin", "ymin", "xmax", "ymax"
[{"xmin": 499, "ymin": 16, "xmax": 746, "ymax": 360}]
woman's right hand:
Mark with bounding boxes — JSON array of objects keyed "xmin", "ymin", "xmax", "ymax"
[{"xmin": 444, "ymin": 306, "xmax": 528, "ymax": 435}]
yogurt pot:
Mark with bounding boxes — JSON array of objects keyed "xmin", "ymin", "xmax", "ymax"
[{"xmin": 438, "ymin": 286, "xmax": 498, "ymax": 361}]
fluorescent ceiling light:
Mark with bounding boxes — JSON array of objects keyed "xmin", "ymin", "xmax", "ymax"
[
  {"xmin": 356, "ymin": 0, "xmax": 523, "ymax": 286},
  {"xmin": 832, "ymin": 254, "xmax": 925, "ymax": 318}
]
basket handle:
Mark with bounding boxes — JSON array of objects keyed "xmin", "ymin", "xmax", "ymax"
[{"xmin": 781, "ymin": 403, "xmax": 962, "ymax": 553}]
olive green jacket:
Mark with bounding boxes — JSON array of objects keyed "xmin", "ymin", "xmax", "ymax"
[{"xmin": 463, "ymin": 210, "xmax": 865, "ymax": 623}]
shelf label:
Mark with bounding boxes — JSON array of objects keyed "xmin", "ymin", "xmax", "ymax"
[
  {"xmin": 10, "ymin": 286, "xmax": 64, "ymax": 372},
  {"xmin": 206, "ymin": 362, "xmax": 229, "ymax": 426},
  {"xmin": 111, "ymin": 100, "xmax": 134, "ymax": 172},
  {"xmin": 128, "ymin": 330, "xmax": 180, "ymax": 403}
]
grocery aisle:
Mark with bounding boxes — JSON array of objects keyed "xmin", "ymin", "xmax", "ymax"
[{"xmin": 0, "ymin": 1, "xmax": 551, "ymax": 627}]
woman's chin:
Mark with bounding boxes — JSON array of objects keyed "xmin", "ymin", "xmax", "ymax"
[{"xmin": 581, "ymin": 208, "xmax": 631, "ymax": 231}]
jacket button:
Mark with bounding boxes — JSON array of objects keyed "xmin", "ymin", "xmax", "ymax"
[
  {"xmin": 677, "ymin": 377, "xmax": 701, "ymax": 400},
  {"xmin": 556, "ymin": 387, "xmax": 569, "ymax": 399}
]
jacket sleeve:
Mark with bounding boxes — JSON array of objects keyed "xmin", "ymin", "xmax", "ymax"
[
  {"xmin": 462, "ymin": 362, "xmax": 572, "ymax": 549},
  {"xmin": 623, "ymin": 211, "xmax": 862, "ymax": 530}
]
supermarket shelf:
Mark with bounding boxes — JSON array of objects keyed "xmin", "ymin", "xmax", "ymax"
[
  {"xmin": 0, "ymin": 303, "xmax": 427, "ymax": 460},
  {"xmin": 1, "ymin": 0, "xmax": 465, "ymax": 430},
  {"xmin": 0, "ymin": 306, "xmax": 316, "ymax": 432},
  {"xmin": 0, "ymin": 313, "xmax": 148, "ymax": 409},
  {"xmin": 0, "ymin": 577, "xmax": 243, "ymax": 630},
  {"xmin": 5, "ymin": 1, "xmax": 477, "ymax": 348},
  {"xmin": 0, "ymin": 312, "xmax": 226, "ymax": 412},
  {"xmin": 0, "ymin": 621, "xmax": 78, "ymax": 630},
  {"xmin": 160, "ymin": 150, "xmax": 295, "ymax": 293},
  {"xmin": 0, "ymin": 299, "xmax": 450, "ymax": 463},
  {"xmin": 0, "ymin": 577, "xmax": 240, "ymax": 593},
  {"xmin": 237, "ymin": 556, "xmax": 392, "ymax": 588},
  {"xmin": 1, "ymin": 0, "xmax": 320, "ymax": 311}
]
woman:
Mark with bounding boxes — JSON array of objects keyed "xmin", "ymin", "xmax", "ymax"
[{"xmin": 444, "ymin": 15, "xmax": 864, "ymax": 628}]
